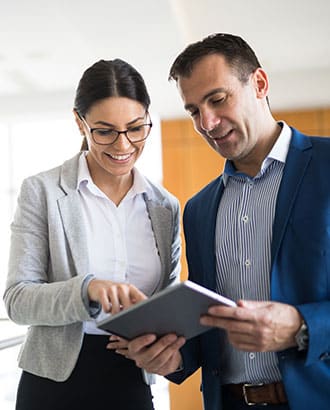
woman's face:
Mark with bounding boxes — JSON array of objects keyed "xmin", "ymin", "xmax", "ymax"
[{"xmin": 78, "ymin": 97, "xmax": 149, "ymax": 183}]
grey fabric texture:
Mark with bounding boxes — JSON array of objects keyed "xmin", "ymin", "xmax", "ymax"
[{"xmin": 4, "ymin": 153, "xmax": 181, "ymax": 382}]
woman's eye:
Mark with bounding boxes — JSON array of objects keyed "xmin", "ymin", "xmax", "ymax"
[
  {"xmin": 129, "ymin": 125, "xmax": 143, "ymax": 133},
  {"xmin": 96, "ymin": 129, "xmax": 114, "ymax": 136}
]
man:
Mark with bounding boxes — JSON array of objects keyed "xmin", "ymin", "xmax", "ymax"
[{"xmin": 125, "ymin": 33, "xmax": 330, "ymax": 410}]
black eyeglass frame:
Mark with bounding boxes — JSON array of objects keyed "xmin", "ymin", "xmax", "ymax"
[{"xmin": 77, "ymin": 111, "xmax": 153, "ymax": 145}]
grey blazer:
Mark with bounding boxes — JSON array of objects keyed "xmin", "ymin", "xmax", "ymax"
[{"xmin": 4, "ymin": 153, "xmax": 181, "ymax": 382}]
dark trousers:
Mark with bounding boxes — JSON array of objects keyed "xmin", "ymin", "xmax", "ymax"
[
  {"xmin": 222, "ymin": 386, "xmax": 290, "ymax": 410},
  {"xmin": 16, "ymin": 334, "xmax": 154, "ymax": 410}
]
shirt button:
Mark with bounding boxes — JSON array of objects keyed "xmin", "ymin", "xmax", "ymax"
[
  {"xmin": 245, "ymin": 259, "xmax": 251, "ymax": 267},
  {"xmin": 242, "ymin": 215, "xmax": 249, "ymax": 223},
  {"xmin": 249, "ymin": 353, "xmax": 255, "ymax": 360}
]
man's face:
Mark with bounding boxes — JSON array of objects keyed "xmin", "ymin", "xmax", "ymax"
[{"xmin": 177, "ymin": 54, "xmax": 267, "ymax": 170}]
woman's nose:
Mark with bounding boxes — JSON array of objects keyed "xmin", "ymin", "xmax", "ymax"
[{"xmin": 112, "ymin": 132, "xmax": 132, "ymax": 148}]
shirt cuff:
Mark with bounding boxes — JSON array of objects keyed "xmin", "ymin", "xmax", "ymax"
[
  {"xmin": 81, "ymin": 274, "xmax": 101, "ymax": 318},
  {"xmin": 173, "ymin": 359, "xmax": 184, "ymax": 373}
]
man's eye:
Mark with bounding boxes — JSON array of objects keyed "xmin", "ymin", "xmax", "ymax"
[
  {"xmin": 212, "ymin": 98, "xmax": 225, "ymax": 106},
  {"xmin": 189, "ymin": 110, "xmax": 198, "ymax": 117}
]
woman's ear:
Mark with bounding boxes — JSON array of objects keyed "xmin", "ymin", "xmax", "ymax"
[
  {"xmin": 73, "ymin": 109, "xmax": 85, "ymax": 136},
  {"xmin": 73, "ymin": 109, "xmax": 89, "ymax": 151}
]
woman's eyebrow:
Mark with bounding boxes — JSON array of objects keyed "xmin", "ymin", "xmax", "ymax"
[{"xmin": 93, "ymin": 115, "xmax": 145, "ymax": 128}]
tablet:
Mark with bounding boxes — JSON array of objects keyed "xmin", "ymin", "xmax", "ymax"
[{"xmin": 97, "ymin": 280, "xmax": 236, "ymax": 340}]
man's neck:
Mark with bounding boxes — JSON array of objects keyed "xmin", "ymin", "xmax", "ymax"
[{"xmin": 233, "ymin": 121, "xmax": 282, "ymax": 177}]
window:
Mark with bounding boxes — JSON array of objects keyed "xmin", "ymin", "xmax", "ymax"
[
  {"xmin": 0, "ymin": 112, "xmax": 168, "ymax": 410},
  {"xmin": 1, "ymin": 113, "xmax": 163, "ymax": 316},
  {"xmin": 0, "ymin": 116, "xmax": 79, "ymax": 317}
]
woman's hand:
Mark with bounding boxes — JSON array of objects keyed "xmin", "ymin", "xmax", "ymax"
[
  {"xmin": 107, "ymin": 335, "xmax": 130, "ymax": 357},
  {"xmin": 87, "ymin": 279, "xmax": 147, "ymax": 314}
]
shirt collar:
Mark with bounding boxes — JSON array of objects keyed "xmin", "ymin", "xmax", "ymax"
[
  {"xmin": 222, "ymin": 121, "xmax": 292, "ymax": 186},
  {"xmin": 263, "ymin": 121, "xmax": 291, "ymax": 165},
  {"xmin": 77, "ymin": 152, "xmax": 147, "ymax": 199}
]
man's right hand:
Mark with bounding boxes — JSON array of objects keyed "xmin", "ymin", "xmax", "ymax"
[{"xmin": 126, "ymin": 333, "xmax": 186, "ymax": 376}]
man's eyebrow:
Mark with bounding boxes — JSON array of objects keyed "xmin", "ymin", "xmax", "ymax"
[{"xmin": 184, "ymin": 88, "xmax": 226, "ymax": 111}]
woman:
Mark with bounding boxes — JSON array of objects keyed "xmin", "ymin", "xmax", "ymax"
[{"xmin": 4, "ymin": 59, "xmax": 181, "ymax": 410}]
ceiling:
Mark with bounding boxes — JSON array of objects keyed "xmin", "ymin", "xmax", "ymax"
[{"xmin": 1, "ymin": 0, "xmax": 330, "ymax": 120}]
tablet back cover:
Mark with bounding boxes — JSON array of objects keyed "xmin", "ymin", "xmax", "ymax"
[{"xmin": 97, "ymin": 280, "xmax": 235, "ymax": 340}]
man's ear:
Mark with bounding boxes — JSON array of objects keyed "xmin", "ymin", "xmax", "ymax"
[
  {"xmin": 73, "ymin": 109, "xmax": 85, "ymax": 136},
  {"xmin": 253, "ymin": 68, "xmax": 269, "ymax": 99}
]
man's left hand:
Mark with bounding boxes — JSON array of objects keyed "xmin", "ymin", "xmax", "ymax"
[{"xmin": 200, "ymin": 300, "xmax": 303, "ymax": 352}]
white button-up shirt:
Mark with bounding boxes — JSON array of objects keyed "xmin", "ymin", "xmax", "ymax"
[{"xmin": 77, "ymin": 153, "xmax": 161, "ymax": 334}]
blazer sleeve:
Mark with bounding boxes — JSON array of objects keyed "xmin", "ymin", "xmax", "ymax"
[{"xmin": 4, "ymin": 175, "xmax": 92, "ymax": 326}]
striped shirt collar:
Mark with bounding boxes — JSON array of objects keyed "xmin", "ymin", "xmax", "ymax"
[{"xmin": 222, "ymin": 121, "xmax": 292, "ymax": 186}]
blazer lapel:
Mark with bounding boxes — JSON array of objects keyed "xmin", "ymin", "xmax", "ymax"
[
  {"xmin": 57, "ymin": 154, "xmax": 89, "ymax": 276},
  {"xmin": 144, "ymin": 196, "xmax": 173, "ymax": 292},
  {"xmin": 57, "ymin": 192, "xmax": 88, "ymax": 275},
  {"xmin": 201, "ymin": 177, "xmax": 225, "ymax": 291},
  {"xmin": 271, "ymin": 130, "xmax": 312, "ymax": 263}
]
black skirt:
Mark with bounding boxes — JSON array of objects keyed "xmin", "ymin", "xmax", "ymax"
[{"xmin": 16, "ymin": 334, "xmax": 154, "ymax": 410}]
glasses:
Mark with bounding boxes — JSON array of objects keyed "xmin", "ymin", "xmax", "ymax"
[{"xmin": 79, "ymin": 112, "xmax": 152, "ymax": 145}]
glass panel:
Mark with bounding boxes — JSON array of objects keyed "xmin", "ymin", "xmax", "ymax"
[
  {"xmin": 10, "ymin": 117, "xmax": 80, "ymax": 198},
  {"xmin": 1, "ymin": 117, "xmax": 80, "ymax": 318},
  {"xmin": 0, "ymin": 343, "xmax": 21, "ymax": 410},
  {"xmin": 1, "ymin": 114, "xmax": 168, "ymax": 409},
  {"xmin": 0, "ymin": 124, "xmax": 11, "ymax": 318},
  {"xmin": 0, "ymin": 320, "xmax": 26, "ymax": 410}
]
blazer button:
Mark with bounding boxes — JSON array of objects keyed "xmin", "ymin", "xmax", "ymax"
[
  {"xmin": 319, "ymin": 352, "xmax": 330, "ymax": 361},
  {"xmin": 211, "ymin": 368, "xmax": 219, "ymax": 376},
  {"xmin": 278, "ymin": 352, "xmax": 287, "ymax": 360}
]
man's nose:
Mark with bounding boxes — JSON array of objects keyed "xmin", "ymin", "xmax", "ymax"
[{"xmin": 199, "ymin": 110, "xmax": 220, "ymax": 133}]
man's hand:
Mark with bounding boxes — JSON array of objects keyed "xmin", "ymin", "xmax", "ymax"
[
  {"xmin": 200, "ymin": 300, "xmax": 303, "ymax": 352},
  {"xmin": 126, "ymin": 333, "xmax": 185, "ymax": 376}
]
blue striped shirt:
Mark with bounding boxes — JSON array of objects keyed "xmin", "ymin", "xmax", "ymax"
[{"xmin": 215, "ymin": 122, "xmax": 291, "ymax": 384}]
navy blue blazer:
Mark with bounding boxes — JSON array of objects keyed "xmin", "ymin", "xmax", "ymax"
[{"xmin": 168, "ymin": 128, "xmax": 330, "ymax": 410}]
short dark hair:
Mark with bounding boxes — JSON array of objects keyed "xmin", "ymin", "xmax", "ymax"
[
  {"xmin": 74, "ymin": 58, "xmax": 150, "ymax": 118},
  {"xmin": 169, "ymin": 33, "xmax": 262, "ymax": 84}
]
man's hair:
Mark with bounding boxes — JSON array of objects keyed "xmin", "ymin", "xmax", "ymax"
[{"xmin": 169, "ymin": 33, "xmax": 262, "ymax": 84}]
